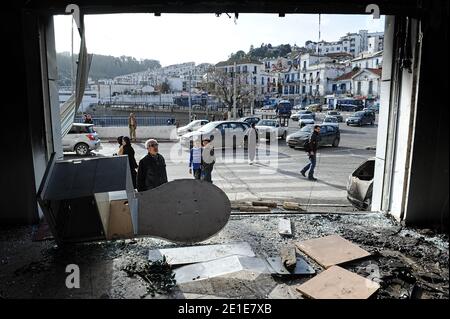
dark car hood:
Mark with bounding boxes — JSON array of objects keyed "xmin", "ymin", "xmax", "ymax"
[{"xmin": 289, "ymin": 131, "xmax": 310, "ymax": 139}]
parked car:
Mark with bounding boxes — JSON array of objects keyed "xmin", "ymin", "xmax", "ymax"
[
  {"xmin": 306, "ymin": 103, "xmax": 323, "ymax": 112},
  {"xmin": 322, "ymin": 116, "xmax": 339, "ymax": 127},
  {"xmin": 346, "ymin": 111, "xmax": 375, "ymax": 126},
  {"xmin": 177, "ymin": 119, "xmax": 209, "ymax": 136},
  {"xmin": 255, "ymin": 119, "xmax": 288, "ymax": 140},
  {"xmin": 180, "ymin": 121, "xmax": 250, "ymax": 149},
  {"xmin": 286, "ymin": 124, "xmax": 340, "ymax": 148},
  {"xmin": 290, "ymin": 110, "xmax": 316, "ymax": 121},
  {"xmin": 238, "ymin": 116, "xmax": 261, "ymax": 126},
  {"xmin": 326, "ymin": 110, "xmax": 344, "ymax": 122},
  {"xmin": 298, "ymin": 114, "xmax": 315, "ymax": 128},
  {"xmin": 62, "ymin": 123, "xmax": 101, "ymax": 156},
  {"xmin": 347, "ymin": 158, "xmax": 375, "ymax": 210}
]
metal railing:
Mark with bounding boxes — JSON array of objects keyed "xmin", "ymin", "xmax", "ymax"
[{"xmin": 74, "ymin": 116, "xmax": 174, "ymax": 127}]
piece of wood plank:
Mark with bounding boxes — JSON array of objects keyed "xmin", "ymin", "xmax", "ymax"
[
  {"xmin": 278, "ymin": 218, "xmax": 293, "ymax": 236},
  {"xmin": 295, "ymin": 234, "xmax": 371, "ymax": 268},
  {"xmin": 252, "ymin": 200, "xmax": 277, "ymax": 208},
  {"xmin": 282, "ymin": 201, "xmax": 304, "ymax": 211},
  {"xmin": 239, "ymin": 206, "xmax": 270, "ymax": 212},
  {"xmin": 295, "ymin": 265, "xmax": 380, "ymax": 299},
  {"xmin": 280, "ymin": 245, "xmax": 297, "ymax": 271}
]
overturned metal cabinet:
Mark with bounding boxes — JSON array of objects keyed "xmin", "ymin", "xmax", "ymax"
[
  {"xmin": 37, "ymin": 154, "xmax": 137, "ymax": 244},
  {"xmin": 37, "ymin": 154, "xmax": 231, "ymax": 244}
]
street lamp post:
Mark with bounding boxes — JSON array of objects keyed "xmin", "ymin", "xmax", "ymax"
[
  {"xmin": 233, "ymin": 62, "xmax": 237, "ymax": 119},
  {"xmin": 188, "ymin": 69, "xmax": 192, "ymax": 121}
]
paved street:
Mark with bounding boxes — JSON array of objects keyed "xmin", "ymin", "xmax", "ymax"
[{"xmin": 66, "ymin": 112, "xmax": 378, "ymax": 205}]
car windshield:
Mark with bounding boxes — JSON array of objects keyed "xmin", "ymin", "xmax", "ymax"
[
  {"xmin": 186, "ymin": 120, "xmax": 202, "ymax": 128},
  {"xmin": 300, "ymin": 115, "xmax": 313, "ymax": 120},
  {"xmin": 197, "ymin": 122, "xmax": 218, "ymax": 132},
  {"xmin": 258, "ymin": 120, "xmax": 277, "ymax": 126},
  {"xmin": 324, "ymin": 117, "xmax": 337, "ymax": 122},
  {"xmin": 328, "ymin": 111, "xmax": 338, "ymax": 115},
  {"xmin": 300, "ymin": 125, "xmax": 314, "ymax": 132},
  {"xmin": 354, "ymin": 111, "xmax": 365, "ymax": 117}
]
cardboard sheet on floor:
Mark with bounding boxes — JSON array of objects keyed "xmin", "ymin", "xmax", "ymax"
[
  {"xmin": 295, "ymin": 235, "xmax": 371, "ymax": 268},
  {"xmin": 266, "ymin": 257, "xmax": 315, "ymax": 275},
  {"xmin": 148, "ymin": 242, "xmax": 255, "ymax": 265},
  {"xmin": 174, "ymin": 255, "xmax": 270, "ymax": 284},
  {"xmin": 295, "ymin": 265, "xmax": 380, "ymax": 299}
]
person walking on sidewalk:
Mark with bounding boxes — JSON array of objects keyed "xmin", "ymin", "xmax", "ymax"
[
  {"xmin": 128, "ymin": 113, "xmax": 137, "ymax": 142},
  {"xmin": 300, "ymin": 125, "xmax": 321, "ymax": 181}
]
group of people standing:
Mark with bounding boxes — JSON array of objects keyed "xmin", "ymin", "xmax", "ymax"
[
  {"xmin": 115, "ymin": 134, "xmax": 216, "ymax": 194},
  {"xmin": 188, "ymin": 137, "xmax": 216, "ymax": 183}
]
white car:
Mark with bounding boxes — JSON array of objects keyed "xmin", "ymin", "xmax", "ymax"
[
  {"xmin": 177, "ymin": 119, "xmax": 209, "ymax": 136},
  {"xmin": 180, "ymin": 121, "xmax": 250, "ymax": 149},
  {"xmin": 62, "ymin": 123, "xmax": 101, "ymax": 156},
  {"xmin": 255, "ymin": 119, "xmax": 288, "ymax": 140},
  {"xmin": 298, "ymin": 114, "xmax": 315, "ymax": 128},
  {"xmin": 323, "ymin": 116, "xmax": 340, "ymax": 127}
]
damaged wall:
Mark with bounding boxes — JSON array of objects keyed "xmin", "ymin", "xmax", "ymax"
[{"xmin": 404, "ymin": 1, "xmax": 449, "ymax": 229}]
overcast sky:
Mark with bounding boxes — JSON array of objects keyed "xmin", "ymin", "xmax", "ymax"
[{"xmin": 54, "ymin": 13, "xmax": 385, "ymax": 66}]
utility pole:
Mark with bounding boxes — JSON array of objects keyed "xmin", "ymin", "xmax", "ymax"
[
  {"xmin": 250, "ymin": 73, "xmax": 254, "ymax": 115},
  {"xmin": 233, "ymin": 62, "xmax": 237, "ymax": 119},
  {"xmin": 188, "ymin": 69, "xmax": 192, "ymax": 121}
]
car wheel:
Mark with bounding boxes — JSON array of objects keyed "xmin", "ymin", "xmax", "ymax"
[
  {"xmin": 332, "ymin": 138, "xmax": 340, "ymax": 147},
  {"xmin": 281, "ymin": 131, "xmax": 287, "ymax": 140},
  {"xmin": 75, "ymin": 143, "xmax": 89, "ymax": 156},
  {"xmin": 288, "ymin": 145, "xmax": 295, "ymax": 149}
]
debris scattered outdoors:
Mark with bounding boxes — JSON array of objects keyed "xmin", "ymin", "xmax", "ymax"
[
  {"xmin": 148, "ymin": 242, "xmax": 255, "ymax": 265},
  {"xmin": 280, "ymin": 246, "xmax": 297, "ymax": 271},
  {"xmin": 296, "ymin": 234, "xmax": 371, "ymax": 268},
  {"xmin": 174, "ymin": 255, "xmax": 270, "ymax": 284},
  {"xmin": 265, "ymin": 256, "xmax": 315, "ymax": 276},
  {"xmin": 296, "ymin": 265, "xmax": 380, "ymax": 299},
  {"xmin": 122, "ymin": 256, "xmax": 176, "ymax": 297},
  {"xmin": 278, "ymin": 218, "xmax": 293, "ymax": 237}
]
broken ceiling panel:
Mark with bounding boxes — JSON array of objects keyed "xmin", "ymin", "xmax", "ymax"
[
  {"xmin": 148, "ymin": 242, "xmax": 255, "ymax": 265},
  {"xmin": 295, "ymin": 265, "xmax": 380, "ymax": 299},
  {"xmin": 295, "ymin": 234, "xmax": 371, "ymax": 268},
  {"xmin": 174, "ymin": 255, "xmax": 270, "ymax": 284}
]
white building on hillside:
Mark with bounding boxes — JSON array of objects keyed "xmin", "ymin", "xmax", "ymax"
[{"xmin": 351, "ymin": 51, "xmax": 383, "ymax": 69}]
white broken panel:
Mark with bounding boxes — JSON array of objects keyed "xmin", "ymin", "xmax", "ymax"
[
  {"xmin": 174, "ymin": 255, "xmax": 270, "ymax": 284},
  {"xmin": 278, "ymin": 218, "xmax": 292, "ymax": 236},
  {"xmin": 148, "ymin": 242, "xmax": 255, "ymax": 265}
]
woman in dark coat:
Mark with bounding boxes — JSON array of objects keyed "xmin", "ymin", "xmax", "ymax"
[{"xmin": 120, "ymin": 136, "xmax": 138, "ymax": 189}]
